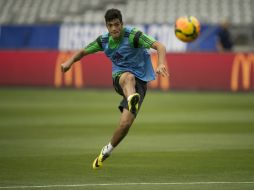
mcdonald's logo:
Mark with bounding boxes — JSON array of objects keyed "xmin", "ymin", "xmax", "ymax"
[
  {"xmin": 149, "ymin": 53, "xmax": 170, "ymax": 90},
  {"xmin": 54, "ymin": 52, "xmax": 84, "ymax": 88},
  {"xmin": 231, "ymin": 53, "xmax": 254, "ymax": 91}
]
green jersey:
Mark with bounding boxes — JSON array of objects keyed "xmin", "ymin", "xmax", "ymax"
[{"xmin": 84, "ymin": 28, "xmax": 156, "ymax": 54}]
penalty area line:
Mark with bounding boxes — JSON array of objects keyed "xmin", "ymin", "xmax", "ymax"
[{"xmin": 0, "ymin": 182, "xmax": 254, "ymax": 189}]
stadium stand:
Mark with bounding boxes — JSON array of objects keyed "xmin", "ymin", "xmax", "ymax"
[
  {"xmin": 0, "ymin": 0, "xmax": 253, "ymax": 50},
  {"xmin": 0, "ymin": 0, "xmax": 253, "ymax": 25}
]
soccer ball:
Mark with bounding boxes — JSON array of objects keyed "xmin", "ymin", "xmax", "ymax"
[{"xmin": 175, "ymin": 16, "xmax": 200, "ymax": 42}]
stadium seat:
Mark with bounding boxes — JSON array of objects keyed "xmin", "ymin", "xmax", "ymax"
[{"xmin": 0, "ymin": 0, "xmax": 253, "ymax": 25}]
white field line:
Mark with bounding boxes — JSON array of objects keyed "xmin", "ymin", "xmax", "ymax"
[{"xmin": 0, "ymin": 182, "xmax": 254, "ymax": 189}]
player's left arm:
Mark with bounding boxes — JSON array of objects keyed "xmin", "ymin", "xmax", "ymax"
[
  {"xmin": 151, "ymin": 41, "xmax": 169, "ymax": 77},
  {"xmin": 131, "ymin": 29, "xmax": 169, "ymax": 77}
]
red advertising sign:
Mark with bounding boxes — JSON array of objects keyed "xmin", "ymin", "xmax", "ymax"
[{"xmin": 0, "ymin": 51, "xmax": 253, "ymax": 91}]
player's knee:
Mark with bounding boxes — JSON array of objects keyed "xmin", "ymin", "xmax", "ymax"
[
  {"xmin": 125, "ymin": 73, "xmax": 135, "ymax": 83},
  {"xmin": 119, "ymin": 72, "xmax": 135, "ymax": 87}
]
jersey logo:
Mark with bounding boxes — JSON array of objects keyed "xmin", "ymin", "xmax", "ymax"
[{"xmin": 112, "ymin": 52, "xmax": 124, "ymax": 62}]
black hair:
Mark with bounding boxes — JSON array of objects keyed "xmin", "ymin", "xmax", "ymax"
[{"xmin": 104, "ymin": 8, "xmax": 122, "ymax": 23}]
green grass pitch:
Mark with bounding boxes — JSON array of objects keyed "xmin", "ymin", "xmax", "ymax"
[{"xmin": 0, "ymin": 88, "xmax": 254, "ymax": 190}]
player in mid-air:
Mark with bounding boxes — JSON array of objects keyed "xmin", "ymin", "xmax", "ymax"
[{"xmin": 61, "ymin": 8, "xmax": 169, "ymax": 169}]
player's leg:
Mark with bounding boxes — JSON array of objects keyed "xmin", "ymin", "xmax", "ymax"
[
  {"xmin": 118, "ymin": 72, "xmax": 136, "ymax": 97},
  {"xmin": 110, "ymin": 108, "xmax": 135, "ymax": 147},
  {"xmin": 104, "ymin": 72, "xmax": 140, "ymax": 148},
  {"xmin": 118, "ymin": 72, "xmax": 140, "ymax": 113},
  {"xmin": 92, "ymin": 109, "xmax": 135, "ymax": 169},
  {"xmin": 92, "ymin": 73, "xmax": 147, "ymax": 169}
]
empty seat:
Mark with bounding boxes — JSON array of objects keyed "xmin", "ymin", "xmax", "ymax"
[{"xmin": 0, "ymin": 0, "xmax": 253, "ymax": 25}]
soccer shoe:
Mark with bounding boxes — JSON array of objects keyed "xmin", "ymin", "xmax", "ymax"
[
  {"xmin": 92, "ymin": 149, "xmax": 110, "ymax": 169},
  {"xmin": 128, "ymin": 93, "xmax": 140, "ymax": 113}
]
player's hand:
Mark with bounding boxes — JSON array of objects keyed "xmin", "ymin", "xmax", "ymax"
[
  {"xmin": 156, "ymin": 64, "xmax": 169, "ymax": 77},
  {"xmin": 61, "ymin": 63, "xmax": 71, "ymax": 73}
]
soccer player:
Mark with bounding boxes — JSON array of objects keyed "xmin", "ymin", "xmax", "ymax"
[{"xmin": 61, "ymin": 8, "xmax": 169, "ymax": 169}]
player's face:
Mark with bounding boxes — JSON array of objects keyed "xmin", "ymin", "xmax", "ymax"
[{"xmin": 106, "ymin": 19, "xmax": 123, "ymax": 39}]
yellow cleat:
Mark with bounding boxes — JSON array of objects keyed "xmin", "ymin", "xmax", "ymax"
[
  {"xmin": 92, "ymin": 149, "xmax": 109, "ymax": 169},
  {"xmin": 128, "ymin": 93, "xmax": 140, "ymax": 113}
]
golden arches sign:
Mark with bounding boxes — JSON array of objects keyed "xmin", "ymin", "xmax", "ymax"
[
  {"xmin": 54, "ymin": 52, "xmax": 84, "ymax": 88},
  {"xmin": 231, "ymin": 53, "xmax": 254, "ymax": 91},
  {"xmin": 149, "ymin": 53, "xmax": 170, "ymax": 90}
]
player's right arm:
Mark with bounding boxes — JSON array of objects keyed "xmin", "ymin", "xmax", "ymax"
[
  {"xmin": 61, "ymin": 49, "xmax": 88, "ymax": 73},
  {"xmin": 61, "ymin": 36, "xmax": 103, "ymax": 73}
]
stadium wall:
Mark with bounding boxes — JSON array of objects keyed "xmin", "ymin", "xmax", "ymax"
[{"xmin": 0, "ymin": 51, "xmax": 253, "ymax": 91}]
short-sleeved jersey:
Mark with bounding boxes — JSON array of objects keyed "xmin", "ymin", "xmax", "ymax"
[{"xmin": 84, "ymin": 27, "xmax": 156, "ymax": 82}]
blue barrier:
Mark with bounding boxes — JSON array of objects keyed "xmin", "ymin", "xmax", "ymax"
[
  {"xmin": 0, "ymin": 25, "xmax": 59, "ymax": 49},
  {"xmin": 187, "ymin": 25, "xmax": 218, "ymax": 51}
]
